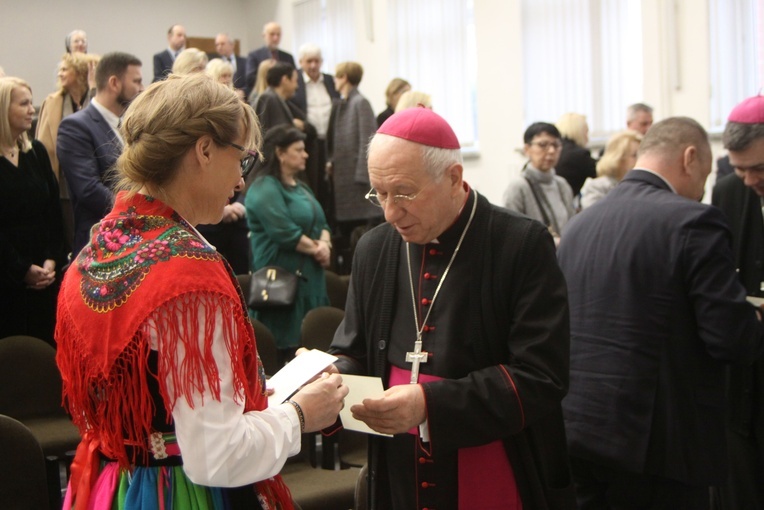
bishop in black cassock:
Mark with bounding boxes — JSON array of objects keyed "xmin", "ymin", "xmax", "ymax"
[{"xmin": 328, "ymin": 108, "xmax": 575, "ymax": 509}]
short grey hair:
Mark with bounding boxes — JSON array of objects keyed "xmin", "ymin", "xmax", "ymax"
[
  {"xmin": 723, "ymin": 121, "xmax": 764, "ymax": 151},
  {"xmin": 627, "ymin": 103, "xmax": 653, "ymax": 122},
  {"xmin": 298, "ymin": 43, "xmax": 322, "ymax": 61}
]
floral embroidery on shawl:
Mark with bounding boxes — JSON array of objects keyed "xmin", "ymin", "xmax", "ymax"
[{"xmin": 77, "ymin": 206, "xmax": 218, "ymax": 312}]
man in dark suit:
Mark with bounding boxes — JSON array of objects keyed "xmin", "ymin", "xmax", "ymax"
[
  {"xmin": 290, "ymin": 43, "xmax": 339, "ymax": 217},
  {"xmin": 214, "ymin": 32, "xmax": 247, "ymax": 99},
  {"xmin": 58, "ymin": 52, "xmax": 144, "ymax": 256},
  {"xmin": 152, "ymin": 24, "xmax": 186, "ymax": 82},
  {"xmin": 245, "ymin": 22, "xmax": 295, "ymax": 96},
  {"xmin": 558, "ymin": 117, "xmax": 764, "ymax": 509},
  {"xmin": 711, "ymin": 94, "xmax": 764, "ymax": 509}
]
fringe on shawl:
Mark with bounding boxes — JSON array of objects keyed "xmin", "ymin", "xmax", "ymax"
[{"xmin": 57, "ymin": 291, "xmax": 259, "ymax": 468}]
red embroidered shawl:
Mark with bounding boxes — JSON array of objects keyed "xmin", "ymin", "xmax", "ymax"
[{"xmin": 56, "ymin": 192, "xmax": 291, "ymax": 509}]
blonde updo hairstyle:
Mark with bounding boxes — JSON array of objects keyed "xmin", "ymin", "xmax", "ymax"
[
  {"xmin": 117, "ymin": 73, "xmax": 260, "ymax": 197},
  {"xmin": 394, "ymin": 90, "xmax": 432, "ymax": 112},
  {"xmin": 596, "ymin": 129, "xmax": 643, "ymax": 179},
  {"xmin": 172, "ymin": 48, "xmax": 209, "ymax": 75}
]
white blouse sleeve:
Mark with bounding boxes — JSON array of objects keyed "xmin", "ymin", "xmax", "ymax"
[{"xmin": 149, "ymin": 299, "xmax": 302, "ymax": 488}]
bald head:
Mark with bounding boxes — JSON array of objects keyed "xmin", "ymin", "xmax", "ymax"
[
  {"xmin": 263, "ymin": 22, "xmax": 282, "ymax": 50},
  {"xmin": 215, "ymin": 33, "xmax": 234, "ymax": 58},
  {"xmin": 635, "ymin": 117, "xmax": 711, "ymax": 200}
]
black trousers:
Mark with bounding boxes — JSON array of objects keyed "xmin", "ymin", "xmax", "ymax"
[{"xmin": 571, "ymin": 456, "xmax": 710, "ymax": 510}]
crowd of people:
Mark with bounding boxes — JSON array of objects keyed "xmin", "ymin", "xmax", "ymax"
[{"xmin": 0, "ymin": 18, "xmax": 762, "ymax": 510}]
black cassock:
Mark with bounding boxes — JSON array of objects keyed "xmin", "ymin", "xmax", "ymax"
[{"xmin": 330, "ymin": 189, "xmax": 575, "ymax": 510}]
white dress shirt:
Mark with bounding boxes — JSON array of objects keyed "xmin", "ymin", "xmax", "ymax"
[{"xmin": 303, "ymin": 71, "xmax": 332, "ymax": 139}]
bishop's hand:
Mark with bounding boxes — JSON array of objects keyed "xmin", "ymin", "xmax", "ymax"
[{"xmin": 351, "ymin": 383, "xmax": 426, "ymax": 435}]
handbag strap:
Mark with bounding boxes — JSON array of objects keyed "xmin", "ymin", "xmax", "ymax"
[
  {"xmin": 523, "ymin": 166, "xmax": 561, "ymax": 236},
  {"xmin": 295, "ymin": 184, "xmax": 320, "ymax": 278}
]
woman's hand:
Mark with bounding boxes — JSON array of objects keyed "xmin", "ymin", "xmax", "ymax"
[
  {"xmin": 87, "ymin": 61, "xmax": 97, "ymax": 90},
  {"xmin": 290, "ymin": 372, "xmax": 348, "ymax": 432},
  {"xmin": 222, "ymin": 202, "xmax": 245, "ymax": 223},
  {"xmin": 313, "ymin": 240, "xmax": 331, "ymax": 268},
  {"xmin": 24, "ymin": 260, "xmax": 56, "ymax": 290}
]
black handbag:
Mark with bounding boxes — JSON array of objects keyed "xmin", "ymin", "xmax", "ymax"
[
  {"xmin": 247, "ymin": 185, "xmax": 319, "ymax": 310},
  {"xmin": 248, "ymin": 265, "xmax": 299, "ymax": 309}
]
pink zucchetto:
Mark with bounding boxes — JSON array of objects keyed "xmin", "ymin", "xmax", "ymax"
[
  {"xmin": 728, "ymin": 94, "xmax": 764, "ymax": 124},
  {"xmin": 377, "ymin": 107, "xmax": 460, "ymax": 149}
]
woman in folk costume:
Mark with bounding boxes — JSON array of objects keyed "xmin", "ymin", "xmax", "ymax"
[{"xmin": 55, "ymin": 72, "xmax": 348, "ymax": 510}]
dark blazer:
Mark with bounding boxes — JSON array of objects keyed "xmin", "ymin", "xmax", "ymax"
[
  {"xmin": 712, "ymin": 174, "xmax": 764, "ymax": 437},
  {"xmin": 57, "ymin": 104, "xmax": 121, "ymax": 256},
  {"xmin": 152, "ymin": 49, "xmax": 174, "ymax": 83},
  {"xmin": 252, "ymin": 88, "xmax": 296, "ymax": 135},
  {"xmin": 245, "ymin": 47, "xmax": 295, "ymax": 94},
  {"xmin": 290, "ymin": 71, "xmax": 339, "ymax": 115},
  {"xmin": 232, "ymin": 55, "xmax": 247, "ymax": 95},
  {"xmin": 555, "ymin": 137, "xmax": 596, "ymax": 196},
  {"xmin": 558, "ymin": 170, "xmax": 764, "ymax": 485}
]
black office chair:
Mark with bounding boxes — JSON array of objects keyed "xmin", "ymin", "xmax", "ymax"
[
  {"xmin": 0, "ymin": 335, "xmax": 81, "ymax": 508},
  {"xmin": 250, "ymin": 319, "xmax": 280, "ymax": 377},
  {"xmin": 0, "ymin": 414, "xmax": 49, "ymax": 510}
]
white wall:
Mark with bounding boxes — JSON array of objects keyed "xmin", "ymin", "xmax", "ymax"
[
  {"xmin": 2, "ymin": 0, "xmax": 263, "ymax": 103},
  {"xmin": 3, "ymin": 0, "xmax": 722, "ymax": 205}
]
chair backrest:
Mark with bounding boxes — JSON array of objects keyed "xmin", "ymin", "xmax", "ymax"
[
  {"xmin": 236, "ymin": 273, "xmax": 252, "ymax": 305},
  {"xmin": 0, "ymin": 414, "xmax": 49, "ymax": 509},
  {"xmin": 354, "ymin": 463, "xmax": 369, "ymax": 510},
  {"xmin": 0, "ymin": 335, "xmax": 66, "ymax": 419},
  {"xmin": 300, "ymin": 306, "xmax": 345, "ymax": 352},
  {"xmin": 324, "ymin": 270, "xmax": 349, "ymax": 310},
  {"xmin": 251, "ymin": 319, "xmax": 280, "ymax": 376}
]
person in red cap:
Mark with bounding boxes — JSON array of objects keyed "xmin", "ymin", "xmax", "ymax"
[
  {"xmin": 711, "ymin": 94, "xmax": 764, "ymax": 509},
  {"xmin": 327, "ymin": 107, "xmax": 575, "ymax": 509}
]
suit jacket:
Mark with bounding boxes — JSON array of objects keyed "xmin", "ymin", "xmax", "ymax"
[
  {"xmin": 57, "ymin": 103, "xmax": 121, "ymax": 256},
  {"xmin": 557, "ymin": 169, "xmax": 764, "ymax": 485},
  {"xmin": 153, "ymin": 49, "xmax": 174, "ymax": 83},
  {"xmin": 290, "ymin": 71, "xmax": 339, "ymax": 115},
  {"xmin": 712, "ymin": 173, "xmax": 764, "ymax": 437},
  {"xmin": 245, "ymin": 47, "xmax": 295, "ymax": 94},
  {"xmin": 252, "ymin": 88, "xmax": 296, "ymax": 135}
]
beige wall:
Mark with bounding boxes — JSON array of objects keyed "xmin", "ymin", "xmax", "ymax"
[
  {"xmin": 3, "ymin": 0, "xmax": 722, "ymax": 204},
  {"xmin": 3, "ymin": 0, "xmax": 263, "ymax": 105}
]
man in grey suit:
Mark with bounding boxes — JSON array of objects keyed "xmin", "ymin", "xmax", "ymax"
[
  {"xmin": 153, "ymin": 24, "xmax": 186, "ymax": 82},
  {"xmin": 245, "ymin": 22, "xmax": 295, "ymax": 95},
  {"xmin": 214, "ymin": 32, "xmax": 247, "ymax": 100},
  {"xmin": 58, "ymin": 52, "xmax": 143, "ymax": 256},
  {"xmin": 558, "ymin": 117, "xmax": 764, "ymax": 509}
]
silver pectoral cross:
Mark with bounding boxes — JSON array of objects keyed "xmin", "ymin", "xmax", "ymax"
[{"xmin": 405, "ymin": 337, "xmax": 429, "ymax": 384}]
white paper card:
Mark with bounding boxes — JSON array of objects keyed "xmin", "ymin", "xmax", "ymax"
[
  {"xmin": 746, "ymin": 296, "xmax": 764, "ymax": 307},
  {"xmin": 267, "ymin": 349, "xmax": 338, "ymax": 407},
  {"xmin": 339, "ymin": 374, "xmax": 392, "ymax": 437}
]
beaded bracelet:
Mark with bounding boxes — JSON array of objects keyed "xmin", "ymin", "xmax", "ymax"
[{"xmin": 286, "ymin": 399, "xmax": 306, "ymax": 433}]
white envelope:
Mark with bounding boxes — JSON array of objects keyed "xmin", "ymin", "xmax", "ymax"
[{"xmin": 266, "ymin": 349, "xmax": 338, "ymax": 407}]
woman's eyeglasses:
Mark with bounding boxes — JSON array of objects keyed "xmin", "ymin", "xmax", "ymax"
[{"xmin": 227, "ymin": 142, "xmax": 259, "ymax": 179}]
